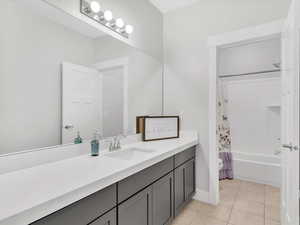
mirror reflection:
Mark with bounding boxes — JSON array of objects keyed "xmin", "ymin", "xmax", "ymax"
[{"xmin": 0, "ymin": 1, "xmax": 163, "ymax": 155}]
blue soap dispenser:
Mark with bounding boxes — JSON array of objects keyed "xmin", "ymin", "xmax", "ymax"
[
  {"xmin": 74, "ymin": 131, "xmax": 82, "ymax": 144},
  {"xmin": 91, "ymin": 131, "xmax": 100, "ymax": 156}
]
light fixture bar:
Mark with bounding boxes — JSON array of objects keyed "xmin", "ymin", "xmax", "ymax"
[{"xmin": 80, "ymin": 0, "xmax": 133, "ymax": 38}]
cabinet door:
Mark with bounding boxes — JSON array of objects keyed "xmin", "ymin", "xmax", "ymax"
[
  {"xmin": 174, "ymin": 164, "xmax": 185, "ymax": 216},
  {"xmin": 174, "ymin": 147, "xmax": 196, "ymax": 168},
  {"xmin": 153, "ymin": 173, "xmax": 173, "ymax": 225},
  {"xmin": 174, "ymin": 159, "xmax": 195, "ymax": 216},
  {"xmin": 118, "ymin": 157, "xmax": 173, "ymax": 203},
  {"xmin": 184, "ymin": 159, "xmax": 195, "ymax": 200},
  {"xmin": 118, "ymin": 186, "xmax": 152, "ymax": 225},
  {"xmin": 90, "ymin": 209, "xmax": 116, "ymax": 225}
]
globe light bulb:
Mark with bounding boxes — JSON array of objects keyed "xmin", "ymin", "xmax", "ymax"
[
  {"xmin": 90, "ymin": 1, "xmax": 101, "ymax": 13},
  {"xmin": 125, "ymin": 25, "xmax": 134, "ymax": 34},
  {"xmin": 104, "ymin": 10, "xmax": 113, "ymax": 21},
  {"xmin": 116, "ymin": 18, "xmax": 125, "ymax": 28}
]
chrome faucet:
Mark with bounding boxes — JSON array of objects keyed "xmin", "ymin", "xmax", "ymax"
[{"xmin": 109, "ymin": 135, "xmax": 125, "ymax": 151}]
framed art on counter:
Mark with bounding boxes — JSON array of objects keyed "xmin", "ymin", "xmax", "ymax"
[{"xmin": 142, "ymin": 116, "xmax": 180, "ymax": 141}]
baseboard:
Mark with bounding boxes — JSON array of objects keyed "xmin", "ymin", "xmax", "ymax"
[
  {"xmin": 235, "ymin": 175, "xmax": 280, "ymax": 187},
  {"xmin": 193, "ymin": 189, "xmax": 210, "ymax": 204}
]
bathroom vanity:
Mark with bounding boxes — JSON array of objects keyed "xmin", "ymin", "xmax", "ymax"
[
  {"xmin": 0, "ymin": 133, "xmax": 198, "ymax": 225},
  {"xmin": 31, "ymin": 147, "xmax": 195, "ymax": 225},
  {"xmin": 0, "ymin": 1, "xmax": 197, "ymax": 224}
]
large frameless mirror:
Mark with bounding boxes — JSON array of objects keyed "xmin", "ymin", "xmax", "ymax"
[{"xmin": 0, "ymin": 0, "xmax": 163, "ymax": 155}]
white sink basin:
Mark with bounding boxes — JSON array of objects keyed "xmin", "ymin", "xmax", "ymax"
[{"xmin": 104, "ymin": 147, "xmax": 156, "ymax": 160}]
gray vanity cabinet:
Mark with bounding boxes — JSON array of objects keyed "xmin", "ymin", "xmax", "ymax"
[
  {"xmin": 118, "ymin": 172, "xmax": 174, "ymax": 225},
  {"xmin": 152, "ymin": 172, "xmax": 174, "ymax": 225},
  {"xmin": 30, "ymin": 184, "xmax": 116, "ymax": 225},
  {"xmin": 184, "ymin": 159, "xmax": 196, "ymax": 200},
  {"xmin": 174, "ymin": 158, "xmax": 195, "ymax": 216},
  {"xmin": 174, "ymin": 147, "xmax": 196, "ymax": 168},
  {"xmin": 118, "ymin": 186, "xmax": 153, "ymax": 225},
  {"xmin": 30, "ymin": 146, "xmax": 197, "ymax": 225},
  {"xmin": 89, "ymin": 209, "xmax": 116, "ymax": 225},
  {"xmin": 174, "ymin": 163, "xmax": 185, "ymax": 215},
  {"xmin": 118, "ymin": 157, "xmax": 173, "ymax": 203}
]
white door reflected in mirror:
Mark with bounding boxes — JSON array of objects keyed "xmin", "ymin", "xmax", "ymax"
[
  {"xmin": 62, "ymin": 62, "xmax": 103, "ymax": 144},
  {"xmin": 62, "ymin": 62, "xmax": 128, "ymax": 144}
]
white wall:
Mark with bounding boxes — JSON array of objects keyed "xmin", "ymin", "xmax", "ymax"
[
  {"xmin": 0, "ymin": 1, "xmax": 95, "ymax": 154},
  {"xmin": 219, "ymin": 39, "xmax": 281, "ymax": 156},
  {"xmin": 102, "ymin": 68, "xmax": 124, "ymax": 137},
  {"xmin": 0, "ymin": 2, "xmax": 163, "ymax": 154},
  {"xmin": 225, "ymin": 77, "xmax": 281, "ymax": 156},
  {"xmin": 163, "ymin": 0, "xmax": 290, "ymax": 192},
  {"xmin": 94, "ymin": 37, "xmax": 163, "ymax": 134},
  {"xmin": 219, "ymin": 38, "xmax": 281, "ymax": 75},
  {"xmin": 44, "ymin": 0, "xmax": 163, "ymax": 60}
]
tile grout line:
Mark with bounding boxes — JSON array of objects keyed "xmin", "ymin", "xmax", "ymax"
[
  {"xmin": 264, "ymin": 184, "xmax": 266, "ymax": 225},
  {"xmin": 226, "ymin": 180, "xmax": 242, "ymax": 225}
]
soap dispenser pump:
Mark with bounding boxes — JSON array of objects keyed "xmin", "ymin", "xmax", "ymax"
[
  {"xmin": 74, "ymin": 131, "xmax": 82, "ymax": 144},
  {"xmin": 91, "ymin": 131, "xmax": 100, "ymax": 156}
]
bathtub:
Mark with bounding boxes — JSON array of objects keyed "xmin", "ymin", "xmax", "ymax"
[{"xmin": 231, "ymin": 151, "xmax": 281, "ymax": 187}]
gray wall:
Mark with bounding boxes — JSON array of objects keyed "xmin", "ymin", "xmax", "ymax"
[
  {"xmin": 163, "ymin": 0, "xmax": 291, "ymax": 192},
  {"xmin": 0, "ymin": 1, "xmax": 95, "ymax": 153}
]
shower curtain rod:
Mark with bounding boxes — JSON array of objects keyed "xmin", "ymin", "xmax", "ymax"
[{"xmin": 219, "ymin": 69, "xmax": 281, "ymax": 78}]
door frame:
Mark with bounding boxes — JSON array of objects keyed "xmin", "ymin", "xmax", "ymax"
[
  {"xmin": 93, "ymin": 57, "xmax": 129, "ymax": 136},
  {"xmin": 281, "ymin": 1, "xmax": 300, "ymax": 224},
  {"xmin": 207, "ymin": 20, "xmax": 284, "ymax": 205}
]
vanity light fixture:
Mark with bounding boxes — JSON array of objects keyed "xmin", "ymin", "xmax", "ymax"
[
  {"xmin": 90, "ymin": 1, "xmax": 101, "ymax": 13},
  {"xmin": 116, "ymin": 18, "xmax": 125, "ymax": 28},
  {"xmin": 104, "ymin": 10, "xmax": 113, "ymax": 21},
  {"xmin": 125, "ymin": 25, "xmax": 134, "ymax": 34},
  {"xmin": 81, "ymin": 0, "xmax": 134, "ymax": 38}
]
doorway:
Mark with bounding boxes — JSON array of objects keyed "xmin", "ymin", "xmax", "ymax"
[
  {"xmin": 94, "ymin": 57, "xmax": 129, "ymax": 138},
  {"xmin": 208, "ymin": 18, "xmax": 299, "ymax": 225},
  {"xmin": 217, "ymin": 37, "xmax": 282, "ymax": 224},
  {"xmin": 100, "ymin": 66, "xmax": 124, "ymax": 138},
  {"xmin": 208, "ymin": 21, "xmax": 284, "ymax": 206}
]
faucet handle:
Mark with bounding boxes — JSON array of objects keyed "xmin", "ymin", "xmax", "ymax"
[
  {"xmin": 116, "ymin": 139, "xmax": 121, "ymax": 149},
  {"xmin": 116, "ymin": 134, "xmax": 126, "ymax": 149},
  {"xmin": 104, "ymin": 137, "xmax": 114, "ymax": 151}
]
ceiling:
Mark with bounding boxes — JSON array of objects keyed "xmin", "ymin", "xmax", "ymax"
[{"xmin": 149, "ymin": 0, "xmax": 200, "ymax": 13}]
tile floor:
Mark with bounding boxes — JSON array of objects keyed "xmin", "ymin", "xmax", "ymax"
[{"xmin": 172, "ymin": 179, "xmax": 281, "ymax": 225}]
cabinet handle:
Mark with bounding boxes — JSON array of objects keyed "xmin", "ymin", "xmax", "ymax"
[
  {"xmin": 146, "ymin": 193, "xmax": 149, "ymax": 225},
  {"xmin": 183, "ymin": 168, "xmax": 186, "ymax": 201},
  {"xmin": 193, "ymin": 161, "xmax": 196, "ymax": 192},
  {"xmin": 169, "ymin": 177, "xmax": 173, "ymax": 218}
]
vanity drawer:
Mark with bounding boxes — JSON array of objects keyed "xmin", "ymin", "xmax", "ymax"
[
  {"xmin": 118, "ymin": 157, "xmax": 173, "ymax": 203},
  {"xmin": 174, "ymin": 146, "xmax": 196, "ymax": 168},
  {"xmin": 89, "ymin": 208, "xmax": 116, "ymax": 225},
  {"xmin": 30, "ymin": 184, "xmax": 117, "ymax": 225}
]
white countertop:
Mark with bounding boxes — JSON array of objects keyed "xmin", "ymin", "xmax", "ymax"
[{"xmin": 0, "ymin": 132, "xmax": 198, "ymax": 225}]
